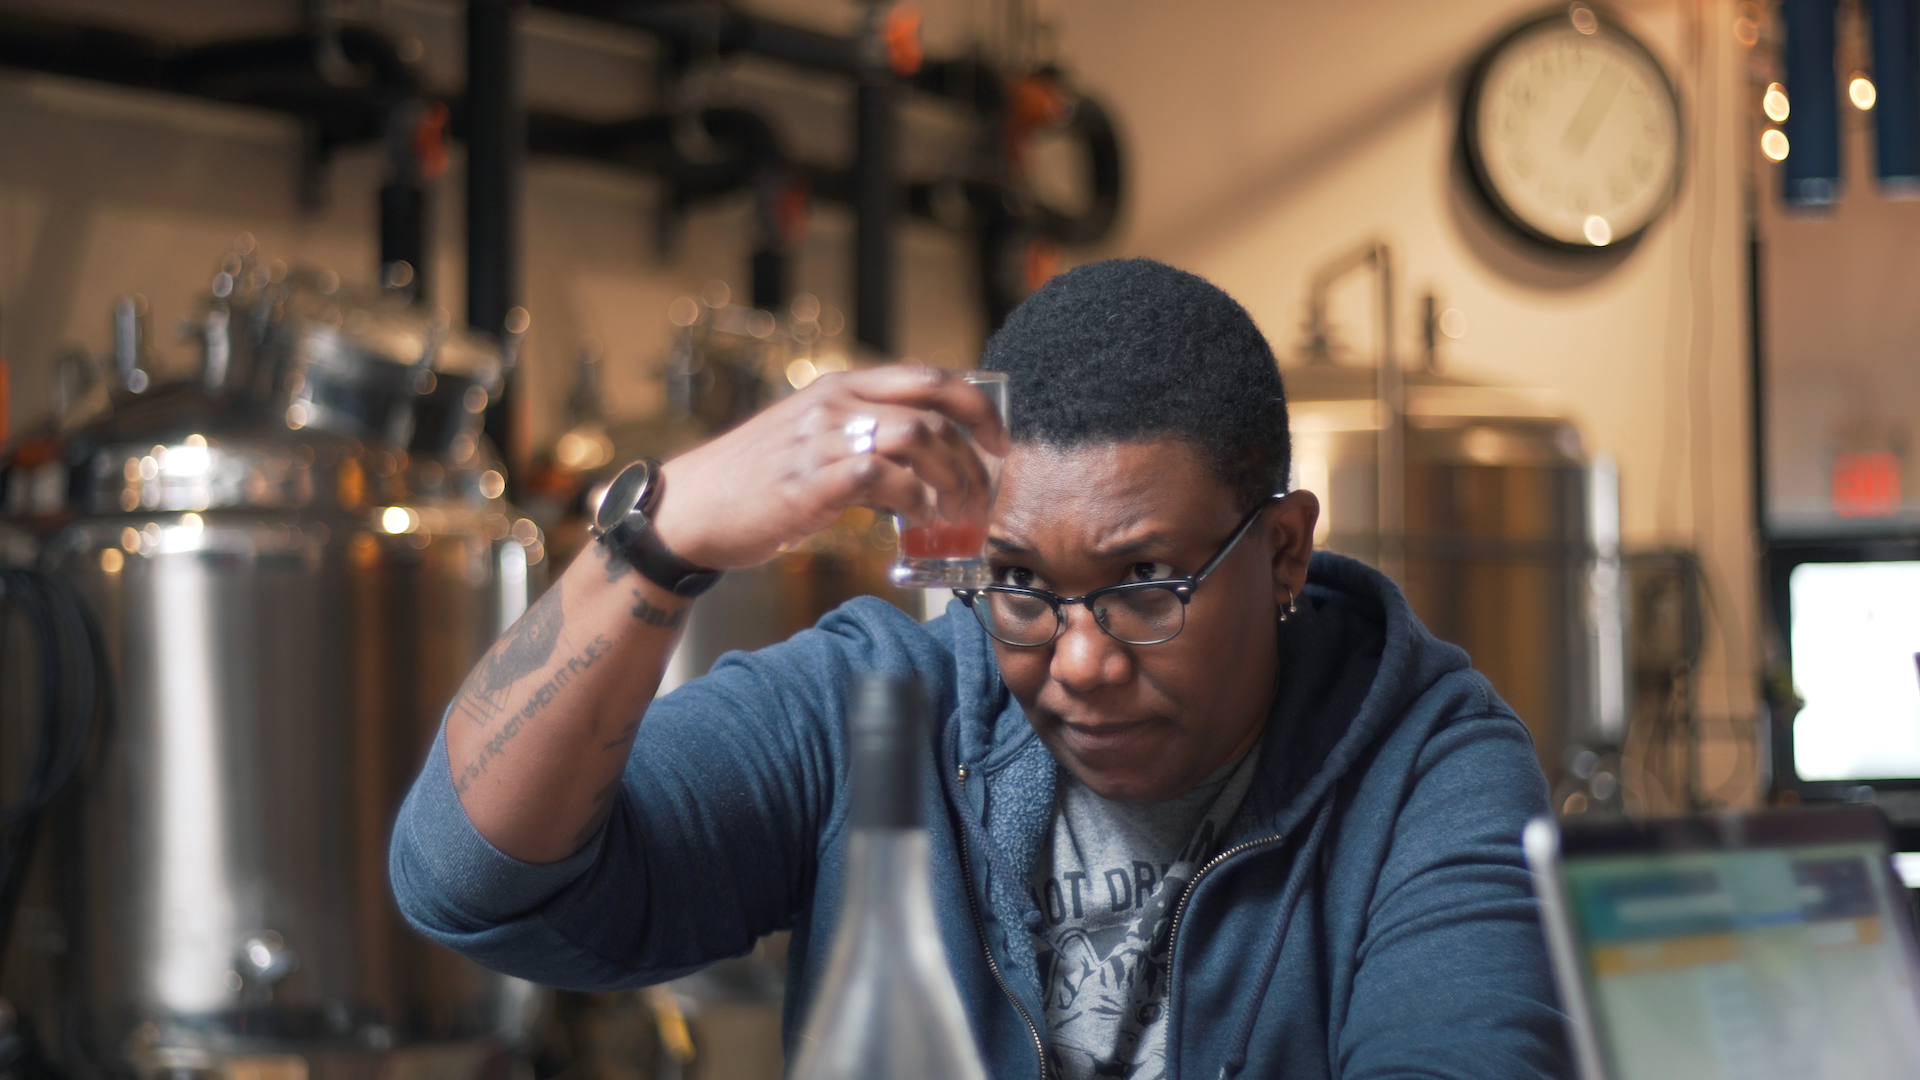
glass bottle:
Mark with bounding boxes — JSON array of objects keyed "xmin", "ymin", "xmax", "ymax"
[{"xmin": 788, "ymin": 675, "xmax": 990, "ymax": 1080}]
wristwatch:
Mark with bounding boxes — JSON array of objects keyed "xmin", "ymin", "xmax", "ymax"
[{"xmin": 591, "ymin": 459, "xmax": 722, "ymax": 598}]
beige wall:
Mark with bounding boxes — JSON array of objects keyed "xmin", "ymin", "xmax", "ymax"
[
  {"xmin": 1037, "ymin": 0, "xmax": 1760, "ymax": 799},
  {"xmin": 0, "ymin": 0, "xmax": 1762, "ymax": 796}
]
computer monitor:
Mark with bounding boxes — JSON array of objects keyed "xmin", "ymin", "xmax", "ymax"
[
  {"xmin": 1526, "ymin": 807, "xmax": 1920, "ymax": 1080},
  {"xmin": 1768, "ymin": 540, "xmax": 1920, "ymax": 796}
]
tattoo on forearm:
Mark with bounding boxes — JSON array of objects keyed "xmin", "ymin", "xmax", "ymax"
[
  {"xmin": 454, "ymin": 634, "xmax": 615, "ymax": 794},
  {"xmin": 601, "ymin": 542, "xmax": 634, "ymax": 582},
  {"xmin": 632, "ymin": 590, "xmax": 688, "ymax": 628},
  {"xmin": 572, "ymin": 776, "xmax": 622, "ymax": 849},
  {"xmin": 455, "ymin": 587, "xmax": 567, "ymax": 729},
  {"xmin": 600, "ymin": 717, "xmax": 641, "ymax": 751}
]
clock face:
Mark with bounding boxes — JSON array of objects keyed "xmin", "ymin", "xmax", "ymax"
[{"xmin": 1465, "ymin": 6, "xmax": 1684, "ymax": 248}]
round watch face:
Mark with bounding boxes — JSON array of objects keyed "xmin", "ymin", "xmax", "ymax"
[
  {"xmin": 597, "ymin": 460, "xmax": 655, "ymax": 531},
  {"xmin": 1463, "ymin": 4, "xmax": 1684, "ymax": 249}
]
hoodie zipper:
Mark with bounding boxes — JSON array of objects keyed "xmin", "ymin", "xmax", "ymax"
[
  {"xmin": 1162, "ymin": 832, "xmax": 1289, "ymax": 1074},
  {"xmin": 954, "ymin": 764, "xmax": 1049, "ymax": 1080}
]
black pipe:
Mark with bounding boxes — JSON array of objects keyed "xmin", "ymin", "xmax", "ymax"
[
  {"xmin": 906, "ymin": 56, "xmax": 1004, "ymax": 115},
  {"xmin": 853, "ymin": 12, "xmax": 894, "ymax": 353},
  {"xmin": 380, "ymin": 180, "xmax": 429, "ymax": 299},
  {"xmin": 537, "ymin": 2, "xmax": 1014, "ymax": 113},
  {"xmin": 0, "ymin": 9, "xmax": 438, "ymax": 312},
  {"xmin": 971, "ymin": 184, "xmax": 1029, "ymax": 331},
  {"xmin": 0, "ymin": 11, "xmax": 418, "ymax": 139},
  {"xmin": 0, "ymin": 11, "xmax": 174, "ymax": 91},
  {"xmin": 748, "ymin": 166, "xmax": 792, "ymax": 310},
  {"xmin": 380, "ymin": 101, "xmax": 445, "ymax": 304},
  {"xmin": 518, "ymin": 107, "xmax": 776, "ymax": 195},
  {"xmin": 516, "ymin": 104, "xmax": 795, "ymax": 305},
  {"xmin": 534, "ymin": 0, "xmax": 860, "ymax": 74},
  {"xmin": 467, "ymin": 0, "xmax": 524, "ymax": 471},
  {"xmin": 536, "ymin": 0, "xmax": 894, "ymax": 341},
  {"xmin": 1033, "ymin": 91, "xmax": 1124, "ymax": 245}
]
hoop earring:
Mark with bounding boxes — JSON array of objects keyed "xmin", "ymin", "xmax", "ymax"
[{"xmin": 1278, "ymin": 584, "xmax": 1298, "ymax": 623}]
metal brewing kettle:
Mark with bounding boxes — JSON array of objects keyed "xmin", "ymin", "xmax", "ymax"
[{"xmin": 0, "ymin": 245, "xmax": 542, "ymax": 1080}]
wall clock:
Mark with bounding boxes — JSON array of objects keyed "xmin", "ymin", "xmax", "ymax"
[{"xmin": 1462, "ymin": 3, "xmax": 1685, "ymax": 249}]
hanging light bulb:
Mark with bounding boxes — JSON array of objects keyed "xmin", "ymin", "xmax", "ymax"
[
  {"xmin": 1763, "ymin": 82, "xmax": 1790, "ymax": 122},
  {"xmin": 1849, "ymin": 72, "xmax": 1878, "ymax": 110},
  {"xmin": 1761, "ymin": 128, "xmax": 1791, "ymax": 161}
]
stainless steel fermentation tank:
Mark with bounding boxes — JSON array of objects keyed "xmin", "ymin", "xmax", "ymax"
[
  {"xmin": 1291, "ymin": 243, "xmax": 1626, "ymax": 803},
  {"xmin": 594, "ymin": 290, "xmax": 925, "ymax": 691},
  {"xmin": 0, "ymin": 252, "xmax": 541, "ymax": 1079}
]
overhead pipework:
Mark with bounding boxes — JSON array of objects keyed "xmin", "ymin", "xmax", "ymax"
[
  {"xmin": 531, "ymin": 0, "xmax": 1126, "ymax": 343},
  {"xmin": 0, "ymin": 1, "xmax": 1125, "ymax": 358},
  {"xmin": 466, "ymin": 0, "xmax": 524, "ymax": 469}
]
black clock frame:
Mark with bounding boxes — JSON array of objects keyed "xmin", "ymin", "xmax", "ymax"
[{"xmin": 1459, "ymin": 4, "xmax": 1688, "ymax": 253}]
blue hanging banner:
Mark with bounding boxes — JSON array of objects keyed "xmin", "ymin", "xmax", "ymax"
[
  {"xmin": 1783, "ymin": 0, "xmax": 1843, "ymax": 205},
  {"xmin": 1871, "ymin": 0, "xmax": 1920, "ymax": 191}
]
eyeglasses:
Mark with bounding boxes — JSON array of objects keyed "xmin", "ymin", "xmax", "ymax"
[{"xmin": 954, "ymin": 495, "xmax": 1281, "ymax": 648}]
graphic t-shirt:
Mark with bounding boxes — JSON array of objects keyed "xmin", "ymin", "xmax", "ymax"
[{"xmin": 1028, "ymin": 745, "xmax": 1261, "ymax": 1080}]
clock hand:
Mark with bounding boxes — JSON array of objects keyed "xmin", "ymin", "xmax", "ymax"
[{"xmin": 1561, "ymin": 64, "xmax": 1627, "ymax": 155}]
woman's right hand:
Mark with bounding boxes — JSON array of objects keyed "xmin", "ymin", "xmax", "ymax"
[{"xmin": 650, "ymin": 364, "xmax": 1010, "ymax": 571}]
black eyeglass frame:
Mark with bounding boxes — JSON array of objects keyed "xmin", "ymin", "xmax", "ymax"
[{"xmin": 954, "ymin": 494, "xmax": 1284, "ymax": 648}]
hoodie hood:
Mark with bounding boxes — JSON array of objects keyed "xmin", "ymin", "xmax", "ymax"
[
  {"xmin": 1232, "ymin": 550, "xmax": 1473, "ymax": 837},
  {"xmin": 934, "ymin": 551, "xmax": 1482, "ymax": 1052}
]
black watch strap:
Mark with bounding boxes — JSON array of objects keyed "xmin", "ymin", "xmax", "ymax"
[{"xmin": 592, "ymin": 459, "xmax": 722, "ymax": 598}]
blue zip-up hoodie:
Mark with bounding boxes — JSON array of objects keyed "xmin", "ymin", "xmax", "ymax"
[{"xmin": 391, "ymin": 551, "xmax": 1570, "ymax": 1079}]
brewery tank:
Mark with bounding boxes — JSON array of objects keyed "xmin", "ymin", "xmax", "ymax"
[
  {"xmin": 1284, "ymin": 244, "xmax": 1626, "ymax": 806},
  {"xmin": 1287, "ymin": 362, "xmax": 1624, "ymax": 785},
  {"xmin": 0, "ymin": 253, "xmax": 541, "ymax": 1079}
]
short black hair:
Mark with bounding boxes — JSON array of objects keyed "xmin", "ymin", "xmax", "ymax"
[{"xmin": 980, "ymin": 258, "xmax": 1289, "ymax": 511}]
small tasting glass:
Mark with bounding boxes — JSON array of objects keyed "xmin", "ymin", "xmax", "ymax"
[{"xmin": 890, "ymin": 371, "xmax": 1009, "ymax": 588}]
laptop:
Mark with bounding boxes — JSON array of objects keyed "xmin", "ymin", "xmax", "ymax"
[{"xmin": 1524, "ymin": 806, "xmax": 1920, "ymax": 1080}]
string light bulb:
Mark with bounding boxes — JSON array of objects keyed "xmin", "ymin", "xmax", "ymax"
[
  {"xmin": 1850, "ymin": 73, "xmax": 1877, "ymax": 110},
  {"xmin": 1763, "ymin": 82, "xmax": 1790, "ymax": 122},
  {"xmin": 1761, "ymin": 128, "xmax": 1790, "ymax": 161}
]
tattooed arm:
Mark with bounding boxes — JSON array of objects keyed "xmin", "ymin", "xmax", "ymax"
[{"xmin": 444, "ymin": 365, "xmax": 1007, "ymax": 864}]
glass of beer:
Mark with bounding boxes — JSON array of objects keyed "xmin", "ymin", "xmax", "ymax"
[{"xmin": 890, "ymin": 371, "xmax": 1008, "ymax": 588}]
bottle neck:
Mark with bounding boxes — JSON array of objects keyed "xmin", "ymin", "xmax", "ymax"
[{"xmin": 841, "ymin": 826, "xmax": 934, "ymax": 921}]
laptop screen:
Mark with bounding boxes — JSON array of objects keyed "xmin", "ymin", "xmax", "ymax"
[{"xmin": 1562, "ymin": 840, "xmax": 1920, "ymax": 1078}]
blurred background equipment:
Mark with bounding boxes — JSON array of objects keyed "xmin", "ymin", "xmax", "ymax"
[
  {"xmin": 0, "ymin": 562, "xmax": 110, "ymax": 1052},
  {"xmin": 1757, "ymin": 0, "xmax": 1920, "ymax": 849},
  {"xmin": 0, "ymin": 0, "xmax": 1125, "ymax": 487},
  {"xmin": 1288, "ymin": 239, "xmax": 1628, "ymax": 813},
  {"xmin": 0, "ymin": 244, "xmax": 543, "ymax": 1080},
  {"xmin": 528, "ymin": 283, "xmax": 924, "ymax": 695},
  {"xmin": 0, "ymin": 3, "xmax": 1131, "ymax": 1076},
  {"xmin": 1289, "ymin": 240, "xmax": 1739, "ymax": 820},
  {"xmin": 0, "ymin": 0, "xmax": 1120, "ymax": 331},
  {"xmin": 0, "ymin": 0, "xmax": 1868, "ymax": 1072},
  {"xmin": 527, "ymin": 0, "xmax": 1123, "ymax": 338},
  {"xmin": 1620, "ymin": 548, "xmax": 1711, "ymax": 815}
]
